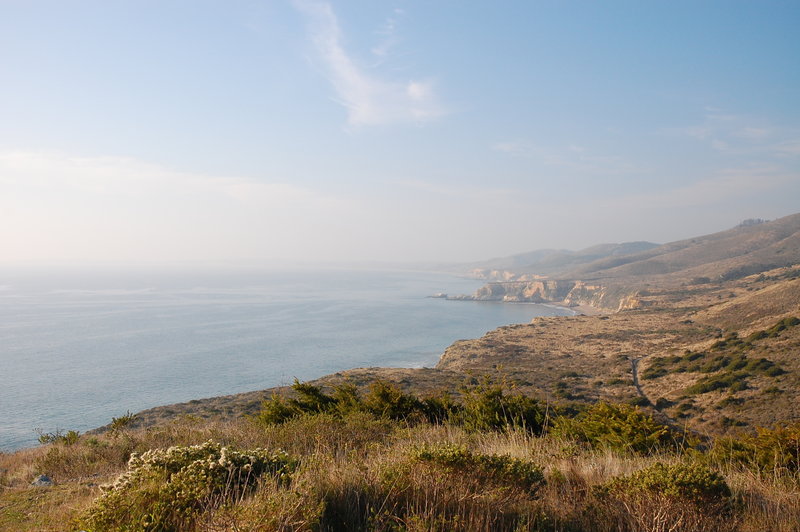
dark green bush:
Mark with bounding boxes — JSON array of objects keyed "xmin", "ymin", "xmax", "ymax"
[
  {"xmin": 553, "ymin": 402, "xmax": 679, "ymax": 454},
  {"xmin": 685, "ymin": 372, "xmax": 748, "ymax": 395},
  {"xmin": 412, "ymin": 444, "xmax": 545, "ymax": 494},
  {"xmin": 255, "ymin": 379, "xmax": 427, "ymax": 425},
  {"xmin": 710, "ymin": 422, "xmax": 800, "ymax": 474},
  {"xmin": 362, "ymin": 380, "xmax": 423, "ymax": 420},
  {"xmin": 36, "ymin": 429, "xmax": 81, "ymax": 446},
  {"xmin": 596, "ymin": 462, "xmax": 730, "ymax": 502},
  {"xmin": 457, "ymin": 379, "xmax": 545, "ymax": 434},
  {"xmin": 765, "ymin": 316, "xmax": 800, "ymax": 337}
]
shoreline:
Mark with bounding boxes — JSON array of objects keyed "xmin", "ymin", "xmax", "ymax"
[{"xmin": 5, "ymin": 289, "xmax": 582, "ymax": 452}]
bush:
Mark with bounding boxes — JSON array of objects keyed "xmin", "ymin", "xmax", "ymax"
[
  {"xmin": 362, "ymin": 380, "xmax": 423, "ymax": 420},
  {"xmin": 36, "ymin": 429, "xmax": 81, "ymax": 446},
  {"xmin": 255, "ymin": 380, "xmax": 369, "ymax": 425},
  {"xmin": 710, "ymin": 422, "xmax": 800, "ymax": 474},
  {"xmin": 597, "ymin": 461, "xmax": 730, "ymax": 502},
  {"xmin": 685, "ymin": 372, "xmax": 748, "ymax": 395},
  {"xmin": 255, "ymin": 379, "xmax": 442, "ymax": 426},
  {"xmin": 80, "ymin": 441, "xmax": 297, "ymax": 531},
  {"xmin": 552, "ymin": 402, "xmax": 679, "ymax": 454},
  {"xmin": 412, "ymin": 444, "xmax": 545, "ymax": 494},
  {"xmin": 110, "ymin": 411, "xmax": 137, "ymax": 433},
  {"xmin": 374, "ymin": 444, "xmax": 546, "ymax": 529},
  {"xmin": 594, "ymin": 462, "xmax": 732, "ymax": 532},
  {"xmin": 457, "ymin": 379, "xmax": 545, "ymax": 434},
  {"xmin": 255, "ymin": 378, "xmax": 549, "ymax": 434}
]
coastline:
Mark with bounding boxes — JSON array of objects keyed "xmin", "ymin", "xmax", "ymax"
[
  {"xmin": 86, "ymin": 300, "xmax": 586, "ymax": 436},
  {"xmin": 3, "ymin": 270, "xmax": 575, "ymax": 451}
]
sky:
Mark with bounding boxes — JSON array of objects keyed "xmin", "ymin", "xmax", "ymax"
[{"xmin": 1, "ymin": 0, "xmax": 799, "ymax": 265}]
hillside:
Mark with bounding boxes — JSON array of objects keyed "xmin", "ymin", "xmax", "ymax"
[
  {"xmin": 456, "ymin": 213, "xmax": 800, "ymax": 310},
  {"xmin": 565, "ymin": 214, "xmax": 800, "ymax": 283},
  {"xmin": 462, "ymin": 241, "xmax": 659, "ymax": 279}
]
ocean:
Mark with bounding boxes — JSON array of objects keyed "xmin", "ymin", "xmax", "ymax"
[{"xmin": 0, "ymin": 268, "xmax": 573, "ymax": 451}]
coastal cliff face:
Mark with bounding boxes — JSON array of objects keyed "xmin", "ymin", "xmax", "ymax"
[
  {"xmin": 473, "ymin": 280, "xmax": 574, "ymax": 302},
  {"xmin": 456, "ymin": 279, "xmax": 642, "ymax": 311}
]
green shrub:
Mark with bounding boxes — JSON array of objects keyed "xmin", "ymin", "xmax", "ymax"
[
  {"xmin": 412, "ymin": 444, "xmax": 545, "ymax": 494},
  {"xmin": 628, "ymin": 396, "xmax": 651, "ymax": 407},
  {"xmin": 710, "ymin": 422, "xmax": 800, "ymax": 474},
  {"xmin": 765, "ymin": 316, "xmax": 800, "ymax": 337},
  {"xmin": 80, "ymin": 441, "xmax": 297, "ymax": 531},
  {"xmin": 254, "ymin": 392, "xmax": 300, "ymax": 425},
  {"xmin": 597, "ymin": 462, "xmax": 730, "ymax": 502},
  {"xmin": 685, "ymin": 372, "xmax": 748, "ymax": 395},
  {"xmin": 362, "ymin": 380, "xmax": 423, "ymax": 420},
  {"xmin": 110, "ymin": 411, "xmax": 137, "ymax": 433},
  {"xmin": 654, "ymin": 397, "xmax": 673, "ymax": 409},
  {"xmin": 255, "ymin": 379, "xmax": 441, "ymax": 426},
  {"xmin": 36, "ymin": 429, "xmax": 80, "ymax": 446},
  {"xmin": 457, "ymin": 379, "xmax": 545, "ymax": 434},
  {"xmin": 552, "ymin": 402, "xmax": 679, "ymax": 454}
]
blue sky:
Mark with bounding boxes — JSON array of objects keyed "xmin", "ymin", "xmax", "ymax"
[{"xmin": 1, "ymin": 1, "xmax": 798, "ymax": 264}]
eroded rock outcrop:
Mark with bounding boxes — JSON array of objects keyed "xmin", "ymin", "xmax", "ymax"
[{"xmin": 450, "ymin": 278, "xmax": 642, "ymax": 311}]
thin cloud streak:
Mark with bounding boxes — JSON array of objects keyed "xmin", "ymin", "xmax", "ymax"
[{"xmin": 293, "ymin": 0, "xmax": 445, "ymax": 126}]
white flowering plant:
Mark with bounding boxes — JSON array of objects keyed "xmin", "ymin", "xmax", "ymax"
[{"xmin": 81, "ymin": 440, "xmax": 297, "ymax": 531}]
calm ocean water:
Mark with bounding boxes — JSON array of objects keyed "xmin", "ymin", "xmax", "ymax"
[{"xmin": 0, "ymin": 268, "xmax": 572, "ymax": 451}]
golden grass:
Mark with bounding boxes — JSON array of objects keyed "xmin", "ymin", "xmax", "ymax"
[{"xmin": 2, "ymin": 413, "xmax": 799, "ymax": 531}]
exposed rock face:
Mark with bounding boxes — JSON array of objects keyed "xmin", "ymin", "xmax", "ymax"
[
  {"xmin": 472, "ymin": 280, "xmax": 575, "ymax": 302},
  {"xmin": 451, "ymin": 279, "xmax": 641, "ymax": 311}
]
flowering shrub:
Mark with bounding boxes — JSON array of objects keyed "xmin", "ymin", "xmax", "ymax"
[{"xmin": 81, "ymin": 440, "xmax": 297, "ymax": 531}]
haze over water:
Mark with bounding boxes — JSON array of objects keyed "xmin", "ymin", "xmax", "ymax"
[{"xmin": 0, "ymin": 268, "xmax": 573, "ymax": 451}]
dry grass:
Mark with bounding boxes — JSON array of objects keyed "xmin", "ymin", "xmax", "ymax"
[{"xmin": 2, "ymin": 413, "xmax": 800, "ymax": 531}]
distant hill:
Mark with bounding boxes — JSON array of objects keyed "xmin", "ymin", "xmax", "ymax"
[
  {"xmin": 455, "ymin": 213, "xmax": 800, "ymax": 311},
  {"xmin": 465, "ymin": 241, "xmax": 659, "ymax": 276},
  {"xmin": 561, "ymin": 213, "xmax": 800, "ymax": 284}
]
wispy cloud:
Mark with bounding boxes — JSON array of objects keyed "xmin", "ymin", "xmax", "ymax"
[
  {"xmin": 293, "ymin": 0, "xmax": 445, "ymax": 126},
  {"xmin": 773, "ymin": 139, "xmax": 800, "ymax": 157},
  {"xmin": 668, "ymin": 108, "xmax": 799, "ymax": 156},
  {"xmin": 370, "ymin": 8, "xmax": 404, "ymax": 61}
]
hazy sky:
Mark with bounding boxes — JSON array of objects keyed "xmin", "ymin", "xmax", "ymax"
[{"xmin": 1, "ymin": 1, "xmax": 799, "ymax": 264}]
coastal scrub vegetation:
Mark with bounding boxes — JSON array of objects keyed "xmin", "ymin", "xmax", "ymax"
[
  {"xmin": 640, "ymin": 317, "xmax": 796, "ymax": 397},
  {"xmin": 254, "ymin": 377, "xmax": 548, "ymax": 435},
  {"xmin": 2, "ymin": 379, "xmax": 800, "ymax": 531}
]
